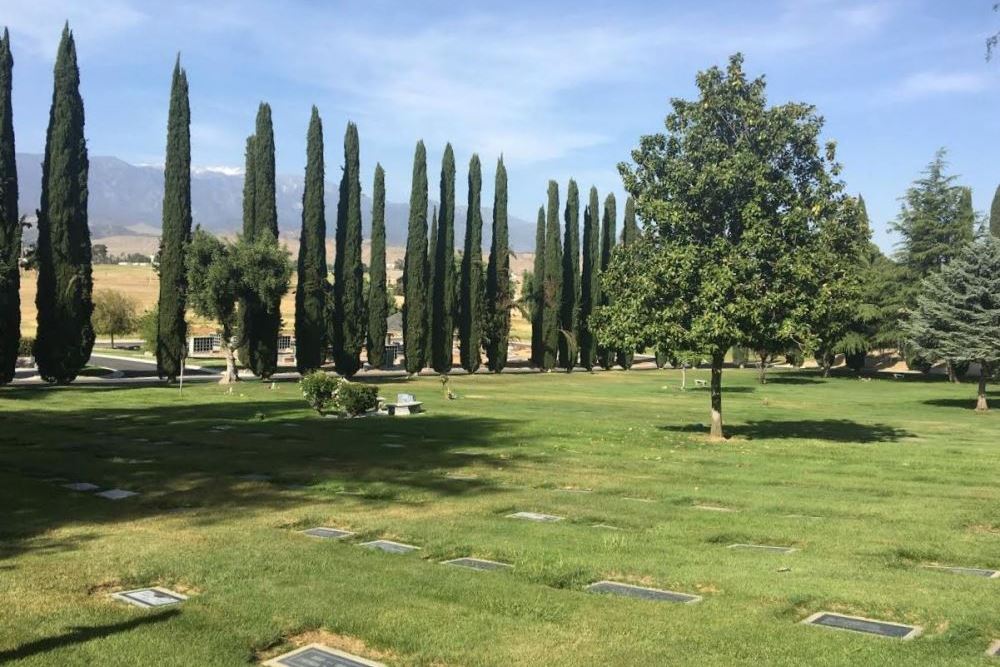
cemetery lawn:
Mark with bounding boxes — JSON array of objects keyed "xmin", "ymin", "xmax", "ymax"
[{"xmin": 1, "ymin": 369, "xmax": 998, "ymax": 666}]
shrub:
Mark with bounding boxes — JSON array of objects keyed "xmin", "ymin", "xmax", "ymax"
[
  {"xmin": 300, "ymin": 371, "xmax": 340, "ymax": 414},
  {"xmin": 337, "ymin": 381, "xmax": 379, "ymax": 416}
]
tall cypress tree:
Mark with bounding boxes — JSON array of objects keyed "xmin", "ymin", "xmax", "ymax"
[
  {"xmin": 403, "ymin": 141, "xmax": 428, "ymax": 374},
  {"xmin": 597, "ymin": 193, "xmax": 616, "ymax": 370},
  {"xmin": 531, "ymin": 206, "xmax": 545, "ymax": 366},
  {"xmin": 426, "ymin": 206, "xmax": 437, "ymax": 365},
  {"xmin": 246, "ymin": 102, "xmax": 280, "ymax": 378},
  {"xmin": 35, "ymin": 25, "xmax": 93, "ymax": 383},
  {"xmin": 156, "ymin": 56, "xmax": 192, "ymax": 382},
  {"xmin": 431, "ymin": 144, "xmax": 456, "ymax": 373},
  {"xmin": 579, "ymin": 186, "xmax": 600, "ymax": 370},
  {"xmin": 0, "ymin": 29, "xmax": 19, "ymax": 385},
  {"xmin": 237, "ymin": 134, "xmax": 256, "ymax": 368},
  {"xmin": 559, "ymin": 179, "xmax": 580, "ymax": 371},
  {"xmin": 484, "ymin": 156, "xmax": 509, "ymax": 372},
  {"xmin": 616, "ymin": 195, "xmax": 639, "ymax": 369},
  {"xmin": 991, "ymin": 184, "xmax": 1000, "ymax": 238},
  {"xmin": 295, "ymin": 106, "xmax": 327, "ymax": 374},
  {"xmin": 459, "ymin": 154, "xmax": 484, "ymax": 373},
  {"xmin": 367, "ymin": 163, "xmax": 387, "ymax": 368},
  {"xmin": 332, "ymin": 122, "xmax": 364, "ymax": 377},
  {"xmin": 542, "ymin": 180, "xmax": 562, "ymax": 371}
]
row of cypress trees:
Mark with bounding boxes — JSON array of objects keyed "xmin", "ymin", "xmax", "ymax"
[
  {"xmin": 401, "ymin": 142, "xmax": 511, "ymax": 374},
  {"xmin": 530, "ymin": 179, "xmax": 638, "ymax": 372}
]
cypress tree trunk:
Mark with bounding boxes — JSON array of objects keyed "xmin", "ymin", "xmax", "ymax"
[
  {"xmin": 579, "ymin": 186, "xmax": 600, "ymax": 370},
  {"xmin": 617, "ymin": 196, "xmax": 639, "ymax": 370},
  {"xmin": 541, "ymin": 180, "xmax": 562, "ymax": 371},
  {"xmin": 403, "ymin": 141, "xmax": 428, "ymax": 374},
  {"xmin": 484, "ymin": 157, "xmax": 509, "ymax": 372},
  {"xmin": 559, "ymin": 179, "xmax": 579, "ymax": 372},
  {"xmin": 248, "ymin": 103, "xmax": 280, "ymax": 379},
  {"xmin": 366, "ymin": 164, "xmax": 388, "ymax": 368},
  {"xmin": 655, "ymin": 348, "xmax": 668, "ymax": 369},
  {"xmin": 295, "ymin": 106, "xmax": 327, "ymax": 374},
  {"xmin": 531, "ymin": 206, "xmax": 545, "ymax": 367},
  {"xmin": 710, "ymin": 351, "xmax": 725, "ymax": 440},
  {"xmin": 459, "ymin": 154, "xmax": 484, "ymax": 373},
  {"xmin": 156, "ymin": 57, "xmax": 192, "ymax": 382},
  {"xmin": 237, "ymin": 134, "xmax": 256, "ymax": 368},
  {"xmin": 332, "ymin": 122, "xmax": 364, "ymax": 377},
  {"xmin": 0, "ymin": 30, "xmax": 19, "ymax": 385},
  {"xmin": 35, "ymin": 25, "xmax": 94, "ymax": 384},
  {"xmin": 597, "ymin": 194, "xmax": 616, "ymax": 370},
  {"xmin": 432, "ymin": 144, "xmax": 456, "ymax": 373}
]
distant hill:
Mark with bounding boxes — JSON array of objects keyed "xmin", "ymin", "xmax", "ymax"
[{"xmin": 15, "ymin": 153, "xmax": 535, "ymax": 250}]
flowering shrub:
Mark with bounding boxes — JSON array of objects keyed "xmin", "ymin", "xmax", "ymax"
[
  {"xmin": 300, "ymin": 372, "xmax": 379, "ymax": 416},
  {"xmin": 300, "ymin": 371, "xmax": 341, "ymax": 414}
]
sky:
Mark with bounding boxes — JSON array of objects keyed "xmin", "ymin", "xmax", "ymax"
[{"xmin": 3, "ymin": 0, "xmax": 1000, "ymax": 251}]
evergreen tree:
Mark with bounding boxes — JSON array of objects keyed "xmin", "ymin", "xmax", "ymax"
[
  {"xmin": 403, "ymin": 141, "xmax": 429, "ymax": 374},
  {"xmin": 295, "ymin": 106, "xmax": 328, "ymax": 374},
  {"xmin": 459, "ymin": 154, "xmax": 484, "ymax": 373},
  {"xmin": 332, "ymin": 122, "xmax": 364, "ymax": 377},
  {"xmin": 426, "ymin": 206, "xmax": 437, "ymax": 365},
  {"xmin": 559, "ymin": 179, "xmax": 580, "ymax": 371},
  {"xmin": 907, "ymin": 235, "xmax": 1000, "ymax": 411},
  {"xmin": 366, "ymin": 164, "xmax": 387, "ymax": 368},
  {"xmin": 531, "ymin": 206, "xmax": 545, "ymax": 366},
  {"xmin": 0, "ymin": 29, "xmax": 19, "ymax": 385},
  {"xmin": 156, "ymin": 56, "xmax": 192, "ymax": 382},
  {"xmin": 542, "ymin": 180, "xmax": 562, "ymax": 370},
  {"xmin": 246, "ymin": 102, "xmax": 281, "ymax": 378},
  {"xmin": 578, "ymin": 186, "xmax": 600, "ymax": 370},
  {"xmin": 597, "ymin": 193, "xmax": 617, "ymax": 370},
  {"xmin": 431, "ymin": 144, "xmax": 456, "ymax": 373},
  {"xmin": 34, "ymin": 25, "xmax": 94, "ymax": 383},
  {"xmin": 990, "ymin": 184, "xmax": 1000, "ymax": 238},
  {"xmin": 484, "ymin": 157, "xmax": 510, "ymax": 372},
  {"xmin": 616, "ymin": 195, "xmax": 639, "ymax": 369},
  {"xmin": 237, "ymin": 133, "xmax": 256, "ymax": 369}
]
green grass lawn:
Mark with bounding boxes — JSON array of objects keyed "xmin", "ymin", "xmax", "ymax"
[{"xmin": 1, "ymin": 369, "xmax": 998, "ymax": 665}]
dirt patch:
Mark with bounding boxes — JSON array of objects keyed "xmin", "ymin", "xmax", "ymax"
[
  {"xmin": 257, "ymin": 629, "xmax": 397, "ymax": 664},
  {"xmin": 967, "ymin": 523, "xmax": 1000, "ymax": 536}
]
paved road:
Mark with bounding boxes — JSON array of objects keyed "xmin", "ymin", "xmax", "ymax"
[{"xmin": 89, "ymin": 353, "xmax": 217, "ymax": 377}]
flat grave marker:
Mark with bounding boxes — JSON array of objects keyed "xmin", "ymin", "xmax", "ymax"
[
  {"xmin": 693, "ymin": 504, "xmax": 736, "ymax": 512},
  {"xmin": 922, "ymin": 564, "xmax": 999, "ymax": 578},
  {"xmin": 442, "ymin": 557, "xmax": 512, "ymax": 572},
  {"xmin": 555, "ymin": 487, "xmax": 592, "ymax": 494},
  {"xmin": 445, "ymin": 473, "xmax": 478, "ymax": 480},
  {"xmin": 592, "ymin": 524, "xmax": 622, "ymax": 530},
  {"xmin": 728, "ymin": 543, "xmax": 797, "ymax": 554},
  {"xmin": 63, "ymin": 482, "xmax": 99, "ymax": 492},
  {"xmin": 507, "ymin": 511, "xmax": 564, "ymax": 522},
  {"xmin": 96, "ymin": 489, "xmax": 138, "ymax": 500},
  {"xmin": 264, "ymin": 644, "xmax": 385, "ymax": 667},
  {"xmin": 586, "ymin": 580, "xmax": 702, "ymax": 604},
  {"xmin": 359, "ymin": 539, "xmax": 420, "ymax": 554},
  {"xmin": 381, "ymin": 443, "xmax": 405, "ymax": 449},
  {"xmin": 302, "ymin": 527, "xmax": 354, "ymax": 540},
  {"xmin": 111, "ymin": 587, "xmax": 187, "ymax": 608},
  {"xmin": 623, "ymin": 497, "xmax": 654, "ymax": 503},
  {"xmin": 802, "ymin": 612, "xmax": 922, "ymax": 639}
]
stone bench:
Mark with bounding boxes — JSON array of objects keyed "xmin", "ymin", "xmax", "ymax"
[{"xmin": 384, "ymin": 393, "xmax": 423, "ymax": 416}]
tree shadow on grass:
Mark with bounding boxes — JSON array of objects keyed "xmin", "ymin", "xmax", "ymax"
[
  {"xmin": 922, "ymin": 394, "xmax": 1000, "ymax": 410},
  {"xmin": 0, "ymin": 609, "xmax": 180, "ymax": 662},
  {"xmin": 660, "ymin": 419, "xmax": 913, "ymax": 443},
  {"xmin": 0, "ymin": 384, "xmax": 537, "ymax": 561}
]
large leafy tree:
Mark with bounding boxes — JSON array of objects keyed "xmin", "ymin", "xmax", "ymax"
[
  {"xmin": 187, "ymin": 229, "xmax": 291, "ymax": 384},
  {"xmin": 332, "ymin": 122, "xmax": 365, "ymax": 377},
  {"xmin": 0, "ymin": 28, "xmax": 19, "ymax": 385},
  {"xmin": 367, "ymin": 164, "xmax": 388, "ymax": 368},
  {"xmin": 578, "ymin": 186, "xmax": 600, "ymax": 370},
  {"xmin": 596, "ymin": 193, "xmax": 616, "ymax": 370},
  {"xmin": 460, "ymin": 154, "xmax": 484, "ymax": 373},
  {"xmin": 907, "ymin": 235, "xmax": 1000, "ymax": 411},
  {"xmin": 559, "ymin": 179, "xmax": 580, "ymax": 371},
  {"xmin": 156, "ymin": 57, "xmax": 192, "ymax": 382},
  {"xmin": 402, "ymin": 141, "xmax": 429, "ymax": 374},
  {"xmin": 541, "ymin": 180, "xmax": 562, "ymax": 371},
  {"xmin": 594, "ymin": 54, "xmax": 847, "ymax": 440},
  {"xmin": 295, "ymin": 106, "xmax": 328, "ymax": 374},
  {"xmin": 484, "ymin": 156, "xmax": 510, "ymax": 372},
  {"xmin": 35, "ymin": 25, "xmax": 94, "ymax": 384},
  {"xmin": 431, "ymin": 144, "xmax": 456, "ymax": 373},
  {"xmin": 530, "ymin": 206, "xmax": 545, "ymax": 366}
]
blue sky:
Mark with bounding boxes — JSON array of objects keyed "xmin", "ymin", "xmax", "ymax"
[{"xmin": 4, "ymin": 0, "xmax": 999, "ymax": 250}]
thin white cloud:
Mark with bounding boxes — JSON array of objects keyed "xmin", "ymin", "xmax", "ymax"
[
  {"xmin": 892, "ymin": 70, "xmax": 990, "ymax": 99},
  {"xmin": 4, "ymin": 0, "xmax": 146, "ymax": 57}
]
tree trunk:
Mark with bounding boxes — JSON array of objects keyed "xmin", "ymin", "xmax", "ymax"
[
  {"xmin": 110, "ymin": 333, "xmax": 115, "ymax": 349},
  {"xmin": 757, "ymin": 352, "xmax": 767, "ymax": 384},
  {"xmin": 680, "ymin": 364, "xmax": 686, "ymax": 390},
  {"xmin": 976, "ymin": 365, "xmax": 988, "ymax": 412},
  {"xmin": 219, "ymin": 341, "xmax": 239, "ymax": 385},
  {"xmin": 947, "ymin": 360, "xmax": 958, "ymax": 384},
  {"xmin": 709, "ymin": 351, "xmax": 724, "ymax": 440}
]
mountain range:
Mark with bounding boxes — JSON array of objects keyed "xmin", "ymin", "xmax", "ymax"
[{"xmin": 15, "ymin": 153, "xmax": 535, "ymax": 250}]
